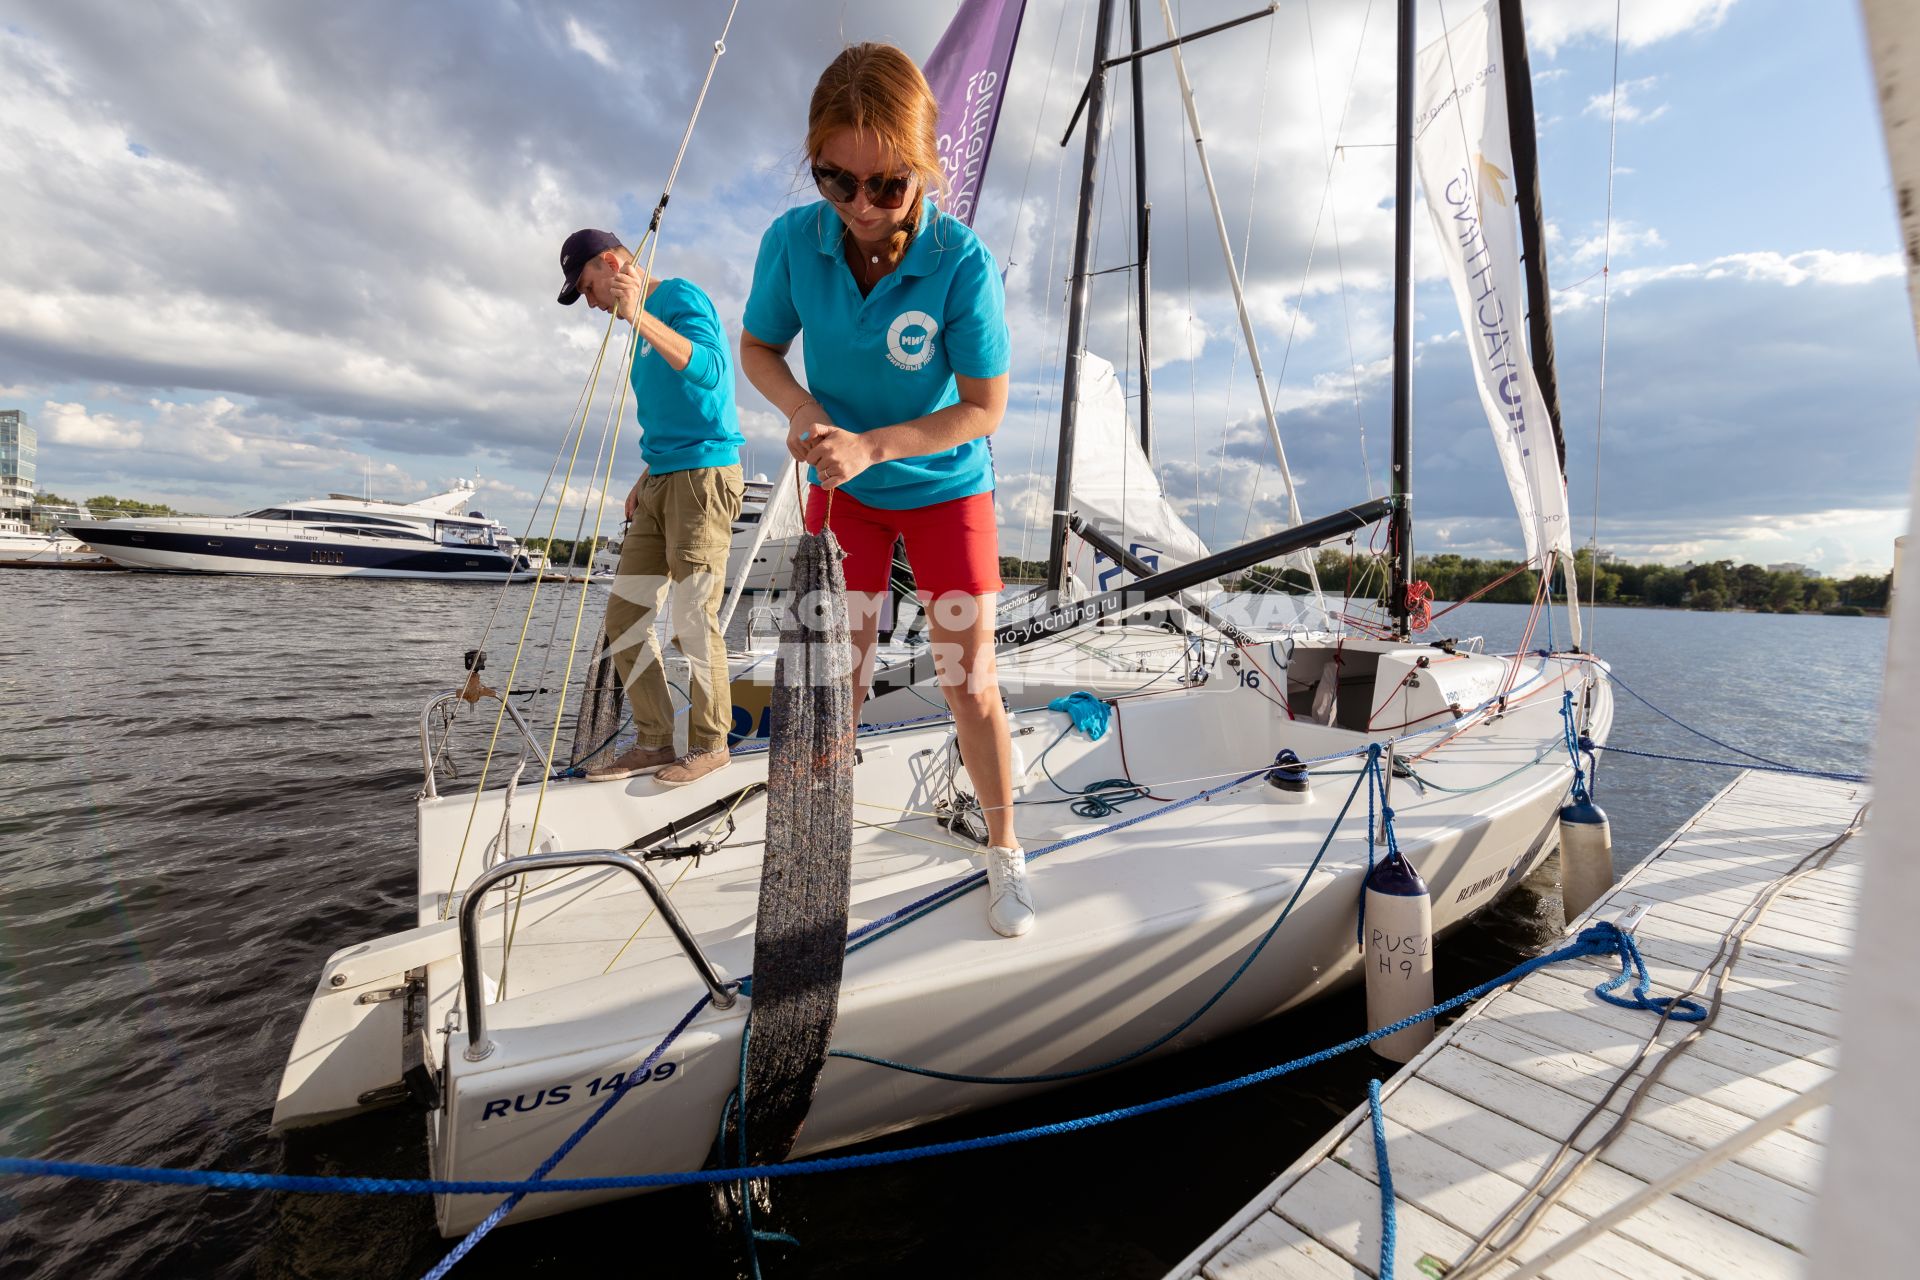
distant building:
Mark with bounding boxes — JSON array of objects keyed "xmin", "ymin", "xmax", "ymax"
[
  {"xmin": 1767, "ymin": 561, "xmax": 1810, "ymax": 576},
  {"xmin": 0, "ymin": 409, "xmax": 32, "ymax": 516}
]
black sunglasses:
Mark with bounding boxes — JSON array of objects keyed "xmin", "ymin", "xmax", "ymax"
[{"xmin": 811, "ymin": 163, "xmax": 915, "ymax": 210}]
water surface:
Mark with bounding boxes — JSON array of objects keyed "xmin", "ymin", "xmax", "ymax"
[{"xmin": 0, "ymin": 575, "xmax": 1886, "ymax": 1277}]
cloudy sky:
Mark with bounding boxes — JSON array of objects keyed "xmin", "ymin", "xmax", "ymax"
[{"xmin": 1, "ymin": 0, "xmax": 1913, "ymax": 574}]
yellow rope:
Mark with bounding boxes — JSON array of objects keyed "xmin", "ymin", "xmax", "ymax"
[
  {"xmin": 439, "ymin": 325, "xmax": 618, "ymax": 919},
  {"xmin": 599, "ymin": 856, "xmax": 700, "ymax": 975}
]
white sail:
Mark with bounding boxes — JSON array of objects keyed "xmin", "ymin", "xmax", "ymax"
[
  {"xmin": 1413, "ymin": 0, "xmax": 1573, "ymax": 567},
  {"xmin": 716, "ymin": 463, "xmax": 805, "ymax": 635},
  {"xmin": 1064, "ymin": 353, "xmax": 1213, "ymax": 594}
]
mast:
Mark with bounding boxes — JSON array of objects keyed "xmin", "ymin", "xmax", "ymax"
[
  {"xmin": 1499, "ymin": 0, "xmax": 1581, "ymax": 648},
  {"xmin": 1045, "ymin": 0, "xmax": 1119, "ymax": 600},
  {"xmin": 1498, "ymin": 0, "xmax": 1564, "ymax": 471},
  {"xmin": 1130, "ymin": 0, "xmax": 1153, "ymax": 458},
  {"xmin": 1388, "ymin": 0, "xmax": 1416, "ymax": 638}
]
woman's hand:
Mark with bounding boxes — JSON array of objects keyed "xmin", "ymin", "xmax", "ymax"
[
  {"xmin": 786, "ymin": 398, "xmax": 829, "ymax": 462},
  {"xmin": 804, "ymin": 425, "xmax": 879, "ymax": 490}
]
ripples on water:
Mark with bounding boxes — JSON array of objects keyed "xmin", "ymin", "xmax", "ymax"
[{"xmin": 0, "ymin": 574, "xmax": 1887, "ymax": 1278}]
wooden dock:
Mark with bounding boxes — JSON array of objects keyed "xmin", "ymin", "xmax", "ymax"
[{"xmin": 1165, "ymin": 769, "xmax": 1866, "ymax": 1280}]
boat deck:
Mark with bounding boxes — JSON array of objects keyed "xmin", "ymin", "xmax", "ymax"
[{"xmin": 1163, "ymin": 768, "xmax": 1866, "ymax": 1280}]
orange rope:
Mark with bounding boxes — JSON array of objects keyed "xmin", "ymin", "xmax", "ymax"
[{"xmin": 1430, "ymin": 562, "xmax": 1532, "ymax": 621}]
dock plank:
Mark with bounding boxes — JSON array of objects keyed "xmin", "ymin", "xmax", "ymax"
[{"xmin": 1166, "ymin": 770, "xmax": 1859, "ymax": 1280}]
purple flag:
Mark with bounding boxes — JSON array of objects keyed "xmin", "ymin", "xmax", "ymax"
[{"xmin": 924, "ymin": 0, "xmax": 1027, "ymax": 227}]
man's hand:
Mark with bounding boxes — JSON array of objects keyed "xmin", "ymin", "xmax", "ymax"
[
  {"xmin": 624, "ymin": 477, "xmax": 643, "ymax": 522},
  {"xmin": 804, "ymin": 425, "xmax": 879, "ymax": 490},
  {"xmin": 608, "ymin": 260, "xmax": 654, "ymax": 324}
]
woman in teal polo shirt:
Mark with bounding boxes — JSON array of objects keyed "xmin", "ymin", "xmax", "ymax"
[{"xmin": 741, "ymin": 41, "xmax": 1033, "ymax": 939}]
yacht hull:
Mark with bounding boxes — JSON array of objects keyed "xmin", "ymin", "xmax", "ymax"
[{"xmin": 68, "ymin": 524, "xmax": 532, "ymax": 581}]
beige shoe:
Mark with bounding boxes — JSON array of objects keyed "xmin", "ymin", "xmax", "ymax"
[
  {"xmin": 584, "ymin": 743, "xmax": 676, "ymax": 782},
  {"xmin": 655, "ymin": 746, "xmax": 732, "ymax": 787}
]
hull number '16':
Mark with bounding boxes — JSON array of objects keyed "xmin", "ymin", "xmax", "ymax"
[{"xmin": 478, "ymin": 1060, "xmax": 679, "ymax": 1121}]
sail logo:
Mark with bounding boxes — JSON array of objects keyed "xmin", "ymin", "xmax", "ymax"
[
  {"xmin": 1445, "ymin": 167, "xmax": 1531, "ymax": 456},
  {"xmin": 937, "ymin": 69, "xmax": 1001, "ymax": 223},
  {"xmin": 886, "ymin": 311, "xmax": 939, "ymax": 372}
]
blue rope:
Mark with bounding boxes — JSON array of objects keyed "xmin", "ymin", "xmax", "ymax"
[
  {"xmin": 0, "ymin": 924, "xmax": 1660, "ymax": 1205},
  {"xmin": 1593, "ymin": 926, "xmax": 1707, "ymax": 1022},
  {"xmin": 421, "ymin": 992, "xmax": 713, "ymax": 1279},
  {"xmin": 1599, "ymin": 668, "xmax": 1800, "ymax": 770},
  {"xmin": 1368, "ymin": 1079, "xmax": 1395, "ymax": 1280},
  {"xmin": 1560, "ymin": 691, "xmax": 1592, "ymax": 804},
  {"xmin": 1589, "ymin": 742, "xmax": 1867, "ymax": 784},
  {"xmin": 723, "ymin": 1017, "xmax": 799, "ymax": 1279},
  {"xmin": 1033, "ymin": 721, "xmax": 1152, "ymax": 818},
  {"xmin": 1360, "ymin": 746, "xmax": 1378, "ymax": 945}
]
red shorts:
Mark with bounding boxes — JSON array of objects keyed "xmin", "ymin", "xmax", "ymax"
[{"xmin": 805, "ymin": 486, "xmax": 1003, "ymax": 600}]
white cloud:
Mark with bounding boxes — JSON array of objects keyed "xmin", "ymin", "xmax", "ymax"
[
  {"xmin": 1634, "ymin": 249, "xmax": 1904, "ymax": 290},
  {"xmin": 42, "ymin": 400, "xmax": 142, "ymax": 448},
  {"xmin": 1525, "ymin": 0, "xmax": 1738, "ymax": 57},
  {"xmin": 1550, "ymin": 248, "xmax": 1907, "ymax": 310},
  {"xmin": 1586, "ymin": 76, "xmax": 1667, "ymax": 124},
  {"xmin": 563, "ymin": 17, "xmax": 614, "ymax": 70},
  {"xmin": 1565, "ymin": 220, "xmax": 1665, "ymax": 266},
  {"xmin": 1149, "ymin": 295, "xmax": 1212, "ymax": 370}
]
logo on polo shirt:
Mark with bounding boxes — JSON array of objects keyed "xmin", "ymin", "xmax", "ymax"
[
  {"xmin": 886, "ymin": 311, "xmax": 939, "ymax": 372},
  {"xmin": 639, "ymin": 338, "xmax": 654, "ymax": 360}
]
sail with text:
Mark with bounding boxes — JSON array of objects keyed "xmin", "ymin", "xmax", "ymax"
[
  {"xmin": 1413, "ymin": 0, "xmax": 1573, "ymax": 567},
  {"xmin": 924, "ymin": 0, "xmax": 1027, "ymax": 226}
]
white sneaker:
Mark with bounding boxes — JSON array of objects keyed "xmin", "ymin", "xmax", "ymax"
[{"xmin": 983, "ymin": 845, "xmax": 1036, "ymax": 938}]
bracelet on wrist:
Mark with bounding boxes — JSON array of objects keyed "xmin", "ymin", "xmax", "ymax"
[{"xmin": 787, "ymin": 397, "xmax": 817, "ymax": 424}]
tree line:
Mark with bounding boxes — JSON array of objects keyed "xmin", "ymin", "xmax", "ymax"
[
  {"xmin": 36, "ymin": 492, "xmax": 185, "ymax": 517},
  {"xmin": 1232, "ymin": 548, "xmax": 1892, "ymax": 616}
]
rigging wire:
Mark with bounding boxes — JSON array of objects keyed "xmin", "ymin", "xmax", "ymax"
[
  {"xmin": 1231, "ymin": 8, "xmax": 1280, "ymax": 547},
  {"xmin": 1002, "ymin": 0, "xmax": 1077, "ymax": 276},
  {"xmin": 1308, "ymin": 0, "xmax": 1382, "ymax": 501},
  {"xmin": 1180, "ymin": 0, "xmax": 1203, "ymax": 558},
  {"xmin": 1018, "ymin": 0, "xmax": 1094, "ymax": 568},
  {"xmin": 1236, "ymin": 0, "xmax": 1378, "ymax": 551},
  {"xmin": 1202, "ymin": 6, "xmax": 1278, "ymax": 550},
  {"xmin": 1589, "ymin": 0, "xmax": 1624, "ymax": 645}
]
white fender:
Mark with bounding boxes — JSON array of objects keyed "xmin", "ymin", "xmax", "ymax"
[
  {"xmin": 1364, "ymin": 851, "xmax": 1435, "ymax": 1063},
  {"xmin": 1559, "ymin": 798, "xmax": 1614, "ymax": 922}
]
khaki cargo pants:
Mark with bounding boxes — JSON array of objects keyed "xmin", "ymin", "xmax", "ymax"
[{"xmin": 604, "ymin": 463, "xmax": 743, "ymax": 753}]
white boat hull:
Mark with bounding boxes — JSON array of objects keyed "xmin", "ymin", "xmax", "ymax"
[{"xmin": 274, "ymin": 642, "xmax": 1609, "ymax": 1236}]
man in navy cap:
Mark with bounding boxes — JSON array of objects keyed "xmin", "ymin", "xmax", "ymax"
[{"xmin": 558, "ymin": 229, "xmax": 746, "ymax": 786}]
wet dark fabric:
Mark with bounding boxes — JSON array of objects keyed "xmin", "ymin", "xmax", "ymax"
[
  {"xmin": 569, "ymin": 629, "xmax": 625, "ymax": 768},
  {"xmin": 740, "ymin": 526, "xmax": 855, "ymax": 1164}
]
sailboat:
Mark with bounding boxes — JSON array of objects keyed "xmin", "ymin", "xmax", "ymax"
[{"xmin": 270, "ymin": 0, "xmax": 1612, "ymax": 1239}]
